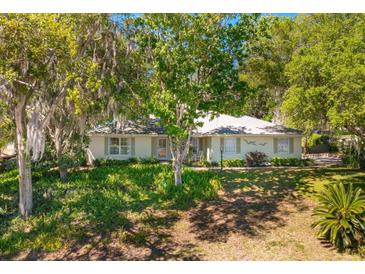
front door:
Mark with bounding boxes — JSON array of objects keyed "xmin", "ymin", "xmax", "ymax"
[{"xmin": 157, "ymin": 138, "xmax": 168, "ymax": 159}]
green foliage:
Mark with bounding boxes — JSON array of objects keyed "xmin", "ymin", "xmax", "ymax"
[
  {"xmin": 0, "ymin": 158, "xmax": 17, "ymax": 172},
  {"xmin": 0, "ymin": 101, "xmax": 14, "ymax": 149},
  {"xmin": 271, "ymin": 157, "xmax": 314, "ymax": 167},
  {"xmin": 282, "ymin": 14, "xmax": 365, "ymax": 139},
  {"xmin": 124, "ymin": 14, "xmax": 259, "ymax": 182},
  {"xmin": 222, "ymin": 159, "xmax": 247, "ymax": 167},
  {"xmin": 0, "ymin": 164, "xmax": 221, "ymax": 258},
  {"xmin": 342, "ymin": 145, "xmax": 365, "ymax": 169},
  {"xmin": 245, "ymin": 151, "xmax": 268, "ymax": 167},
  {"xmin": 93, "ymin": 157, "xmax": 160, "ymax": 167},
  {"xmin": 312, "ymin": 183, "xmax": 365, "ymax": 251},
  {"xmin": 241, "ymin": 16, "xmax": 295, "ymax": 120},
  {"xmin": 153, "ymin": 168, "xmax": 222, "ymax": 206},
  {"xmin": 308, "ymin": 134, "xmax": 330, "ymax": 148}
]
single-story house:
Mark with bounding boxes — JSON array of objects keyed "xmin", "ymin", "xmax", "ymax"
[{"xmin": 87, "ymin": 114, "xmax": 302, "ymax": 163}]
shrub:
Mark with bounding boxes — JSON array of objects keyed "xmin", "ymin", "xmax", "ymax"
[
  {"xmin": 1, "ymin": 158, "xmax": 17, "ymax": 172},
  {"xmin": 308, "ymin": 133, "xmax": 331, "ymax": 147},
  {"xmin": 153, "ymin": 168, "xmax": 222, "ymax": 206},
  {"xmin": 222, "ymin": 159, "xmax": 246, "ymax": 167},
  {"xmin": 210, "ymin": 161, "xmax": 219, "ymax": 167},
  {"xmin": 312, "ymin": 183, "xmax": 365, "ymax": 251},
  {"xmin": 271, "ymin": 157, "xmax": 314, "ymax": 167},
  {"xmin": 139, "ymin": 157, "xmax": 159, "ymax": 164},
  {"xmin": 93, "ymin": 157, "xmax": 160, "ymax": 167},
  {"xmin": 341, "ymin": 143, "xmax": 365, "ymax": 169},
  {"xmin": 245, "ymin": 151, "xmax": 268, "ymax": 167},
  {"xmin": 186, "ymin": 160, "xmax": 219, "ymax": 167}
]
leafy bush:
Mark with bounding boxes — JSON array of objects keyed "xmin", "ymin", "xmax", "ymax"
[
  {"xmin": 153, "ymin": 168, "xmax": 222, "ymax": 206},
  {"xmin": 0, "ymin": 158, "xmax": 17, "ymax": 172},
  {"xmin": 271, "ymin": 157, "xmax": 314, "ymax": 167},
  {"xmin": 93, "ymin": 157, "xmax": 160, "ymax": 167},
  {"xmin": 186, "ymin": 160, "xmax": 219, "ymax": 167},
  {"xmin": 308, "ymin": 133, "xmax": 331, "ymax": 147},
  {"xmin": 222, "ymin": 159, "xmax": 246, "ymax": 167},
  {"xmin": 312, "ymin": 183, "xmax": 365, "ymax": 251},
  {"xmin": 341, "ymin": 142, "xmax": 365, "ymax": 169},
  {"xmin": 245, "ymin": 151, "xmax": 268, "ymax": 167},
  {"xmin": 139, "ymin": 157, "xmax": 160, "ymax": 164}
]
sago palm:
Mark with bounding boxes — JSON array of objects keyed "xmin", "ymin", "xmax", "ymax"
[{"xmin": 312, "ymin": 183, "xmax": 365, "ymax": 251}]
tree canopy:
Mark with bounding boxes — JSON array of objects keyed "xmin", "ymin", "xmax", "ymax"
[
  {"xmin": 282, "ymin": 14, "xmax": 365, "ymax": 140},
  {"xmin": 125, "ymin": 14, "xmax": 258, "ymax": 184}
]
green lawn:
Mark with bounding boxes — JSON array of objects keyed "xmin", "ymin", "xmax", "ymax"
[{"xmin": 0, "ymin": 164, "xmax": 365, "ymax": 260}]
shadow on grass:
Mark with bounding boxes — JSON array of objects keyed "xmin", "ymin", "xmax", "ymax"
[
  {"xmin": 0, "ymin": 164, "xmax": 207, "ymax": 260},
  {"xmin": 188, "ymin": 167, "xmax": 365, "ymax": 243},
  {"xmin": 1, "ymin": 165, "xmax": 365, "ymax": 260}
]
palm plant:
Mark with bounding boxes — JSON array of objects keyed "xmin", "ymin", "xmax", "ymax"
[{"xmin": 312, "ymin": 183, "xmax": 365, "ymax": 251}]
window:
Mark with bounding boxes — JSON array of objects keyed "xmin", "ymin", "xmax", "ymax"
[
  {"xmin": 277, "ymin": 138, "xmax": 289, "ymax": 153},
  {"xmin": 109, "ymin": 137, "xmax": 130, "ymax": 155},
  {"xmin": 224, "ymin": 138, "xmax": 236, "ymax": 153},
  {"xmin": 157, "ymin": 138, "xmax": 167, "ymax": 158},
  {"xmin": 191, "ymin": 138, "xmax": 199, "ymax": 154},
  {"xmin": 109, "ymin": 138, "xmax": 120, "ymax": 155},
  {"xmin": 120, "ymin": 138, "xmax": 129, "ymax": 155}
]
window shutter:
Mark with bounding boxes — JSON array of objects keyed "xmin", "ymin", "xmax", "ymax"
[
  {"xmin": 220, "ymin": 137, "xmax": 224, "ymax": 152},
  {"xmin": 104, "ymin": 137, "xmax": 109, "ymax": 156},
  {"xmin": 166, "ymin": 139, "xmax": 171, "ymax": 160},
  {"xmin": 131, "ymin": 137, "xmax": 135, "ymax": 156},
  {"xmin": 273, "ymin": 138, "xmax": 278, "ymax": 153},
  {"xmin": 236, "ymin": 137, "xmax": 241, "ymax": 154},
  {"xmin": 289, "ymin": 137, "xmax": 294, "ymax": 154},
  {"xmin": 151, "ymin": 138, "xmax": 156, "ymax": 157}
]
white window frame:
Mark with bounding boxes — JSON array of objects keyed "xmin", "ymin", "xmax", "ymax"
[
  {"xmin": 277, "ymin": 138, "xmax": 289, "ymax": 154},
  {"xmin": 157, "ymin": 138, "xmax": 168, "ymax": 159},
  {"xmin": 191, "ymin": 138, "xmax": 199, "ymax": 155},
  {"xmin": 224, "ymin": 138, "xmax": 236, "ymax": 154},
  {"xmin": 109, "ymin": 137, "xmax": 120, "ymax": 155},
  {"xmin": 109, "ymin": 137, "xmax": 130, "ymax": 156}
]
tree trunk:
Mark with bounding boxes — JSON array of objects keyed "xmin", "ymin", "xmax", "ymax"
[
  {"xmin": 169, "ymin": 130, "xmax": 192, "ymax": 186},
  {"xmin": 14, "ymin": 95, "xmax": 32, "ymax": 219},
  {"xmin": 58, "ymin": 165, "xmax": 68, "ymax": 181},
  {"xmin": 54, "ymin": 126, "xmax": 68, "ymax": 181},
  {"xmin": 173, "ymin": 158, "xmax": 182, "ymax": 186}
]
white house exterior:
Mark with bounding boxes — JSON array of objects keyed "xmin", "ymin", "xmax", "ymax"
[{"xmin": 87, "ymin": 114, "xmax": 302, "ymax": 163}]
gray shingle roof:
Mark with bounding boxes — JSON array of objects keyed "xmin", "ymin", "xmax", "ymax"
[
  {"xmin": 89, "ymin": 114, "xmax": 301, "ymax": 136},
  {"xmin": 88, "ymin": 118, "xmax": 165, "ymax": 135}
]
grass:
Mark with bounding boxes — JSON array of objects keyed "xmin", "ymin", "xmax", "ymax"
[
  {"xmin": 0, "ymin": 164, "xmax": 365, "ymax": 260},
  {"xmin": 0, "ymin": 164, "xmax": 220, "ymax": 259}
]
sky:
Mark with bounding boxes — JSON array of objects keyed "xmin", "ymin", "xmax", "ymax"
[{"xmin": 265, "ymin": 13, "xmax": 298, "ymax": 17}]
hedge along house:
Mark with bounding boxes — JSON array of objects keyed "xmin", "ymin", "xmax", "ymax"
[{"xmin": 86, "ymin": 114, "xmax": 303, "ymax": 163}]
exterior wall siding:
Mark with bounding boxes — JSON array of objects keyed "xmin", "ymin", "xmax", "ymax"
[
  {"xmin": 135, "ymin": 136, "xmax": 152, "ymax": 158},
  {"xmin": 88, "ymin": 134, "xmax": 302, "ymax": 162},
  {"xmin": 87, "ymin": 135, "xmax": 105, "ymax": 160},
  {"xmin": 209, "ymin": 136, "xmax": 302, "ymax": 162},
  {"xmin": 88, "ymin": 135, "xmax": 153, "ymax": 160}
]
